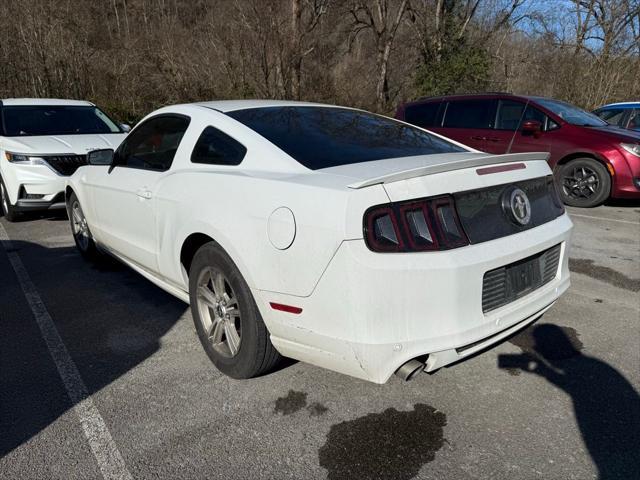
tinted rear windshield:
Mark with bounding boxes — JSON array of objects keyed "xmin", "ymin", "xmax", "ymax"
[
  {"xmin": 1, "ymin": 105, "xmax": 122, "ymax": 136},
  {"xmin": 227, "ymin": 106, "xmax": 465, "ymax": 170}
]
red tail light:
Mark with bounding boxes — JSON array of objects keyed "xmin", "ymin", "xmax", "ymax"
[{"xmin": 363, "ymin": 195, "xmax": 469, "ymax": 252}]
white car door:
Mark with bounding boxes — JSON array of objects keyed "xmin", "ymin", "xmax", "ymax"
[{"xmin": 88, "ymin": 114, "xmax": 191, "ymax": 272}]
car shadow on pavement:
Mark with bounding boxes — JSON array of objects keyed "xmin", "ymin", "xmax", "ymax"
[
  {"xmin": 0, "ymin": 240, "xmax": 188, "ymax": 460},
  {"xmin": 498, "ymin": 324, "xmax": 640, "ymax": 480},
  {"xmin": 604, "ymin": 198, "xmax": 640, "ymax": 208},
  {"xmin": 2, "ymin": 210, "xmax": 68, "ymax": 223}
]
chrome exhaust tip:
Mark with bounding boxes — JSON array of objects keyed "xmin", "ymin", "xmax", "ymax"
[{"xmin": 394, "ymin": 359, "xmax": 425, "ymax": 381}]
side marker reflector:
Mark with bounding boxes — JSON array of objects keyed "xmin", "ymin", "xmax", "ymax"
[
  {"xmin": 269, "ymin": 302, "xmax": 303, "ymax": 314},
  {"xmin": 606, "ymin": 163, "xmax": 615, "ymax": 176}
]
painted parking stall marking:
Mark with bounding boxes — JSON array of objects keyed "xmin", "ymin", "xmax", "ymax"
[
  {"xmin": 0, "ymin": 222, "xmax": 133, "ymax": 480},
  {"xmin": 568, "ymin": 212, "xmax": 639, "ymax": 225}
]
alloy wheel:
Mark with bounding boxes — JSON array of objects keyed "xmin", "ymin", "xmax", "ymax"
[
  {"xmin": 196, "ymin": 267, "xmax": 242, "ymax": 358},
  {"xmin": 71, "ymin": 201, "xmax": 90, "ymax": 251},
  {"xmin": 562, "ymin": 166, "xmax": 600, "ymax": 200}
]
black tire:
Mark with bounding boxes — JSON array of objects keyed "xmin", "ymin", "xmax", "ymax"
[
  {"xmin": 557, "ymin": 158, "xmax": 611, "ymax": 207},
  {"xmin": 67, "ymin": 192, "xmax": 101, "ymax": 261},
  {"xmin": 189, "ymin": 241, "xmax": 281, "ymax": 379},
  {"xmin": 0, "ymin": 177, "xmax": 20, "ymax": 222}
]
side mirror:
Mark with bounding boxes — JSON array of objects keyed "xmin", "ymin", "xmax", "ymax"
[
  {"xmin": 521, "ymin": 120, "xmax": 542, "ymax": 133},
  {"xmin": 87, "ymin": 149, "xmax": 114, "ymax": 166},
  {"xmin": 120, "ymin": 123, "xmax": 132, "ymax": 133}
]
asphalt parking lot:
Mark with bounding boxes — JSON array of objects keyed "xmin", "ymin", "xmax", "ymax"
[{"xmin": 0, "ymin": 204, "xmax": 638, "ymax": 480}]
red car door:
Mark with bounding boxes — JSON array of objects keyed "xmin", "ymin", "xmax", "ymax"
[
  {"xmin": 506, "ymin": 103, "xmax": 563, "ymax": 160},
  {"xmin": 432, "ymin": 98, "xmax": 496, "ymax": 151},
  {"xmin": 480, "ymin": 99, "xmax": 523, "ymax": 154},
  {"xmin": 483, "ymin": 99, "xmax": 563, "ymax": 159}
]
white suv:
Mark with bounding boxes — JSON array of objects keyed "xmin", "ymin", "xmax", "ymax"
[{"xmin": 0, "ymin": 98, "xmax": 128, "ymax": 221}]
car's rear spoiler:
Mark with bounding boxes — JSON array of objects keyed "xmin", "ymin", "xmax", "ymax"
[{"xmin": 347, "ymin": 152, "xmax": 551, "ymax": 189}]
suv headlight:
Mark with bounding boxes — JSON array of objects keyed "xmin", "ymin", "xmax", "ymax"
[
  {"xmin": 621, "ymin": 143, "xmax": 640, "ymax": 157},
  {"xmin": 4, "ymin": 152, "xmax": 47, "ymax": 166}
]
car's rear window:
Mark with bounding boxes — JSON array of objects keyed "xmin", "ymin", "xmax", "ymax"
[
  {"xmin": 1, "ymin": 105, "xmax": 122, "ymax": 136},
  {"xmin": 226, "ymin": 106, "xmax": 465, "ymax": 170}
]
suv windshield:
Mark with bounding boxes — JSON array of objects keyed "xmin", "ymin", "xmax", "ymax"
[
  {"xmin": 1, "ymin": 105, "xmax": 122, "ymax": 136},
  {"xmin": 534, "ymin": 98, "xmax": 607, "ymax": 127},
  {"xmin": 227, "ymin": 106, "xmax": 466, "ymax": 170}
]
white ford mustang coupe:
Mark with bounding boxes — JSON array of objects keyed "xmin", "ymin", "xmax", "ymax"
[{"xmin": 66, "ymin": 100, "xmax": 572, "ymax": 383}]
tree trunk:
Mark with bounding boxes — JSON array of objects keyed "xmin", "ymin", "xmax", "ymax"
[
  {"xmin": 374, "ymin": 0, "xmax": 408, "ymax": 112},
  {"xmin": 291, "ymin": 0, "xmax": 302, "ymax": 100},
  {"xmin": 376, "ymin": 43, "xmax": 392, "ymax": 110}
]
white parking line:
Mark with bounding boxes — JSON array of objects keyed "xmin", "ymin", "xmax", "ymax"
[
  {"xmin": 0, "ymin": 223, "xmax": 133, "ymax": 480},
  {"xmin": 568, "ymin": 212, "xmax": 639, "ymax": 225}
]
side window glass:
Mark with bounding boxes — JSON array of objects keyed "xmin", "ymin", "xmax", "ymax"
[
  {"xmin": 628, "ymin": 109, "xmax": 639, "ymax": 130},
  {"xmin": 191, "ymin": 126, "xmax": 247, "ymax": 165},
  {"xmin": 547, "ymin": 118, "xmax": 560, "ymax": 130},
  {"xmin": 594, "ymin": 108, "xmax": 625, "ymax": 126},
  {"xmin": 443, "ymin": 100, "xmax": 494, "ymax": 129},
  {"xmin": 117, "ymin": 115, "xmax": 190, "ymax": 171},
  {"xmin": 496, "ymin": 101, "xmax": 558, "ymax": 132},
  {"xmin": 404, "ymin": 102, "xmax": 441, "ymax": 128},
  {"xmin": 496, "ymin": 100, "xmax": 525, "ymax": 130},
  {"xmin": 523, "ymin": 105, "xmax": 549, "ymax": 127}
]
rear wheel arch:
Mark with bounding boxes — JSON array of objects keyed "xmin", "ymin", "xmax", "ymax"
[
  {"xmin": 180, "ymin": 232, "xmax": 215, "ymax": 276},
  {"xmin": 179, "ymin": 231, "xmax": 259, "ymax": 300}
]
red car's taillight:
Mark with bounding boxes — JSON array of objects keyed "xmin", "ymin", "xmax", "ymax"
[{"xmin": 363, "ymin": 195, "xmax": 469, "ymax": 252}]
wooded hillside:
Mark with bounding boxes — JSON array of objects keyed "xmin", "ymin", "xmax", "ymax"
[{"xmin": 0, "ymin": 0, "xmax": 637, "ymax": 123}]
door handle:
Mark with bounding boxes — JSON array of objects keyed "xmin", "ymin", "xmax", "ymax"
[
  {"xmin": 485, "ymin": 137, "xmax": 501, "ymax": 142},
  {"xmin": 470, "ymin": 135, "xmax": 486, "ymax": 141},
  {"xmin": 136, "ymin": 188, "xmax": 152, "ymax": 199}
]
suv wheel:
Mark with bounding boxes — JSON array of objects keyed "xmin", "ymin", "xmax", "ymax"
[
  {"xmin": 558, "ymin": 158, "xmax": 611, "ymax": 208},
  {"xmin": 189, "ymin": 241, "xmax": 281, "ymax": 379},
  {"xmin": 0, "ymin": 177, "xmax": 20, "ymax": 222}
]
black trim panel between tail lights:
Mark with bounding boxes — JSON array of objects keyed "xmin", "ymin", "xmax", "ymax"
[{"xmin": 454, "ymin": 175, "xmax": 564, "ymax": 244}]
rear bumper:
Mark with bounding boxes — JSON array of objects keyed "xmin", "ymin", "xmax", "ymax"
[
  {"xmin": 258, "ymin": 213, "xmax": 573, "ymax": 383},
  {"xmin": 423, "ymin": 301, "xmax": 552, "ymax": 372}
]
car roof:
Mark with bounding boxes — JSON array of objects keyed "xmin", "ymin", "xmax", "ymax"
[
  {"xmin": 404, "ymin": 92, "xmax": 539, "ymax": 106},
  {"xmin": 190, "ymin": 99, "xmax": 344, "ymax": 112},
  {"xmin": 190, "ymin": 100, "xmax": 335, "ymax": 112},
  {"xmin": 0, "ymin": 98, "xmax": 95, "ymax": 107},
  {"xmin": 597, "ymin": 102, "xmax": 639, "ymax": 109}
]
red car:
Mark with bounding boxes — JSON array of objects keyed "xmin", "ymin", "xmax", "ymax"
[{"xmin": 396, "ymin": 93, "xmax": 640, "ymax": 207}]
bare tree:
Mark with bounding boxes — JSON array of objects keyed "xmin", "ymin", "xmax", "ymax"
[
  {"xmin": 348, "ymin": 0, "xmax": 409, "ymax": 110},
  {"xmin": 290, "ymin": 0, "xmax": 331, "ymax": 99},
  {"xmin": 0, "ymin": 0, "xmax": 636, "ymax": 121},
  {"xmin": 407, "ymin": 0, "xmax": 480, "ymax": 65}
]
